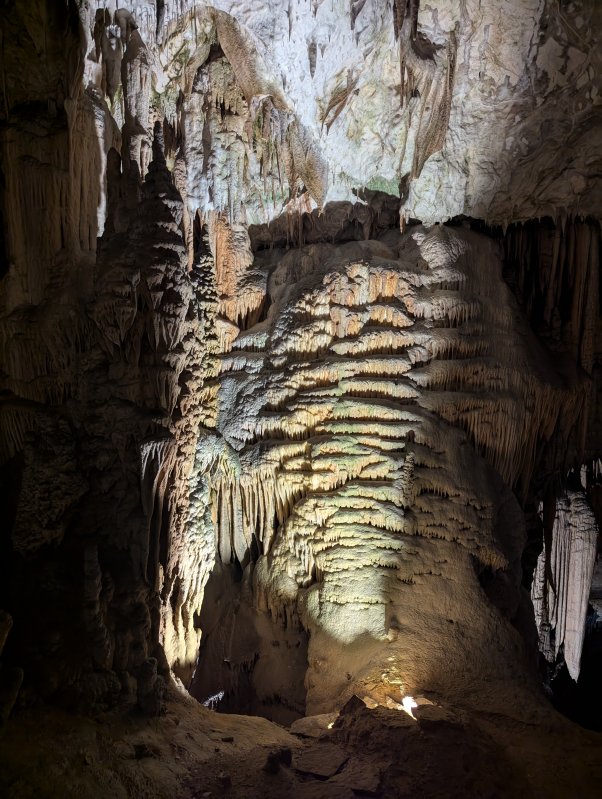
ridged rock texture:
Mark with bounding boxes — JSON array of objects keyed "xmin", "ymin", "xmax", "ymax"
[
  {"xmin": 0, "ymin": 0, "xmax": 600, "ymax": 732},
  {"xmin": 532, "ymin": 490, "xmax": 598, "ymax": 680},
  {"xmin": 190, "ymin": 223, "xmax": 590, "ymax": 716}
]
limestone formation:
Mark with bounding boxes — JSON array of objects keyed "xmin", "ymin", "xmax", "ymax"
[
  {"xmin": 532, "ymin": 490, "xmax": 598, "ymax": 680},
  {"xmin": 192, "ymin": 223, "xmax": 590, "ymax": 713},
  {"xmin": 0, "ymin": 2, "xmax": 601, "ymax": 796}
]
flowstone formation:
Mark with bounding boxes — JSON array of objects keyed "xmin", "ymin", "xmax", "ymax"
[
  {"xmin": 190, "ymin": 223, "xmax": 590, "ymax": 716},
  {"xmin": 0, "ymin": 0, "xmax": 600, "ymax": 746}
]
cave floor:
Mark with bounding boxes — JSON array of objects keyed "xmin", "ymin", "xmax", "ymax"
[{"xmin": 1, "ymin": 687, "xmax": 601, "ymax": 798}]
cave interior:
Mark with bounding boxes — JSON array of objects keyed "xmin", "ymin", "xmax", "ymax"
[{"xmin": 0, "ymin": 1, "xmax": 601, "ymax": 797}]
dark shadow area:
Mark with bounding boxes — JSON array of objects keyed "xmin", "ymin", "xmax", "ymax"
[
  {"xmin": 189, "ymin": 561, "xmax": 308, "ymax": 725},
  {"xmin": 0, "ymin": 0, "xmax": 104, "ymax": 712},
  {"xmin": 549, "ymin": 621, "xmax": 602, "ymax": 731},
  {"xmin": 248, "ymin": 193, "xmax": 402, "ymax": 251}
]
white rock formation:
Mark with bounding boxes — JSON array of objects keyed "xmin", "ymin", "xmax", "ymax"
[
  {"xmin": 532, "ymin": 490, "xmax": 598, "ymax": 680},
  {"xmin": 71, "ymin": 0, "xmax": 602, "ymax": 238},
  {"xmin": 187, "ymin": 223, "xmax": 588, "ymax": 711}
]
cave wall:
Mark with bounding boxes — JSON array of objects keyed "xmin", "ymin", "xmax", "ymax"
[
  {"xmin": 190, "ymin": 221, "xmax": 593, "ymax": 715},
  {"xmin": 0, "ymin": 0, "xmax": 600, "ymax": 720},
  {"xmin": 0, "ymin": 2, "xmax": 216, "ymax": 712}
]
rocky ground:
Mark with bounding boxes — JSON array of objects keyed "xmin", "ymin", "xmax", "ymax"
[{"xmin": 1, "ymin": 686, "xmax": 601, "ymax": 798}]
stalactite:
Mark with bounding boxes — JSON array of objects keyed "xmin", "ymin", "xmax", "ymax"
[
  {"xmin": 503, "ymin": 217, "xmax": 601, "ymax": 377},
  {"xmin": 532, "ymin": 490, "xmax": 598, "ymax": 680}
]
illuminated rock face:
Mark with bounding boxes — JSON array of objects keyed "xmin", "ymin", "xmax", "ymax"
[
  {"xmin": 0, "ymin": 0, "xmax": 600, "ymax": 719},
  {"xmin": 70, "ymin": 0, "xmax": 602, "ymax": 229},
  {"xmin": 532, "ymin": 490, "xmax": 598, "ymax": 681},
  {"xmin": 189, "ymin": 224, "xmax": 588, "ymax": 714}
]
